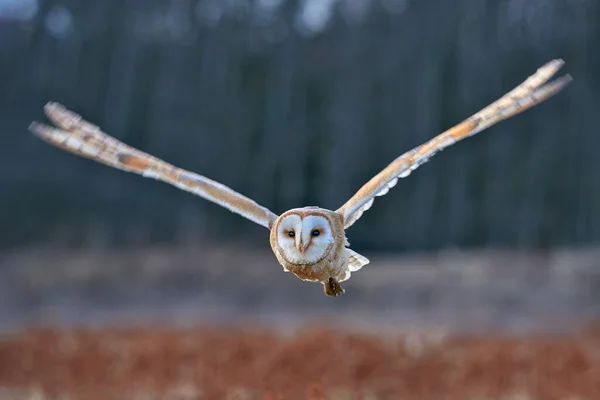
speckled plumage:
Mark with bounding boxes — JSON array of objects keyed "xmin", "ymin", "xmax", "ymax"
[{"xmin": 28, "ymin": 59, "xmax": 571, "ymax": 296}]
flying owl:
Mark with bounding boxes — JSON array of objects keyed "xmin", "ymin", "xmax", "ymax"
[{"xmin": 29, "ymin": 59, "xmax": 571, "ymax": 297}]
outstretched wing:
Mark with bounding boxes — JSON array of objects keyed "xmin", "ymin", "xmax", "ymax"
[
  {"xmin": 29, "ymin": 102, "xmax": 279, "ymax": 229},
  {"xmin": 336, "ymin": 59, "xmax": 572, "ymax": 229}
]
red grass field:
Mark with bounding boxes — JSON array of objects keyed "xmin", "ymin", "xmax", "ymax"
[{"xmin": 1, "ymin": 325, "xmax": 600, "ymax": 399}]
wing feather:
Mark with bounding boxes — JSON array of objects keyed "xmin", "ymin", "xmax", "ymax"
[
  {"xmin": 29, "ymin": 102, "xmax": 279, "ymax": 229},
  {"xmin": 347, "ymin": 249, "xmax": 370, "ymax": 272},
  {"xmin": 337, "ymin": 59, "xmax": 572, "ymax": 228}
]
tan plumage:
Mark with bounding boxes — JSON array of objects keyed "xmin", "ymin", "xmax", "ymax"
[
  {"xmin": 336, "ymin": 59, "xmax": 573, "ymax": 229},
  {"xmin": 29, "ymin": 59, "xmax": 572, "ymax": 296}
]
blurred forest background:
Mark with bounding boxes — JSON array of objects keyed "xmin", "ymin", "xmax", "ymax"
[
  {"xmin": 0, "ymin": 0, "xmax": 600, "ymax": 332},
  {"xmin": 1, "ymin": 0, "xmax": 598, "ymax": 252}
]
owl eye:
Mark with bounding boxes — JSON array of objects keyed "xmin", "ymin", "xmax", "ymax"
[
  {"xmin": 287, "ymin": 231, "xmax": 295, "ymax": 238},
  {"xmin": 311, "ymin": 229, "xmax": 320, "ymax": 237}
]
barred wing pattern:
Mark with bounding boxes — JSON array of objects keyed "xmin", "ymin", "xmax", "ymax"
[
  {"xmin": 337, "ymin": 59, "xmax": 572, "ymax": 229},
  {"xmin": 29, "ymin": 103, "xmax": 279, "ymax": 229}
]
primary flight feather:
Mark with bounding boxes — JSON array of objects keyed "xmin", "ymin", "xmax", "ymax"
[{"xmin": 29, "ymin": 59, "xmax": 572, "ymax": 296}]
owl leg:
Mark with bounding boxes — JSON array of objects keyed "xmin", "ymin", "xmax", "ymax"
[{"xmin": 324, "ymin": 277, "xmax": 345, "ymax": 297}]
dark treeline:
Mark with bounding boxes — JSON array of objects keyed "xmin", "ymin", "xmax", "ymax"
[{"xmin": 1, "ymin": 0, "xmax": 599, "ymax": 252}]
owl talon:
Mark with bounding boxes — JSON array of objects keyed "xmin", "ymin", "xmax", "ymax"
[{"xmin": 324, "ymin": 278, "xmax": 345, "ymax": 297}]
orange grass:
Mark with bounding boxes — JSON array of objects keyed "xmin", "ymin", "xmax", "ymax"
[{"xmin": 1, "ymin": 325, "xmax": 600, "ymax": 399}]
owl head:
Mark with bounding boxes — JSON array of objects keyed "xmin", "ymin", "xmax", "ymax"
[{"xmin": 270, "ymin": 208, "xmax": 340, "ymax": 265}]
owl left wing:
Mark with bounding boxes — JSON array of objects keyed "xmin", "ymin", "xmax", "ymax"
[
  {"xmin": 29, "ymin": 102, "xmax": 279, "ymax": 229},
  {"xmin": 336, "ymin": 59, "xmax": 572, "ymax": 229}
]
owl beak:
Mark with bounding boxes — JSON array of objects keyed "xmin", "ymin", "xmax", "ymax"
[
  {"xmin": 296, "ymin": 242, "xmax": 304, "ymax": 253},
  {"xmin": 298, "ymin": 241, "xmax": 310, "ymax": 254}
]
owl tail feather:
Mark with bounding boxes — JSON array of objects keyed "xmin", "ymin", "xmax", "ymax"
[{"xmin": 347, "ymin": 249, "xmax": 370, "ymax": 272}]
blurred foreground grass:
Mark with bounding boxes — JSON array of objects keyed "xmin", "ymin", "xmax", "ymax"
[
  {"xmin": 1, "ymin": 246, "xmax": 600, "ymax": 398},
  {"xmin": 1, "ymin": 245, "xmax": 600, "ymax": 333},
  {"xmin": 1, "ymin": 325, "xmax": 600, "ymax": 399}
]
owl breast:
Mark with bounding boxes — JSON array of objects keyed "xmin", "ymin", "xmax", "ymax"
[{"xmin": 282, "ymin": 246, "xmax": 350, "ymax": 282}]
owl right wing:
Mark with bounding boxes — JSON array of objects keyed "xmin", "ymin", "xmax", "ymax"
[
  {"xmin": 29, "ymin": 102, "xmax": 279, "ymax": 229},
  {"xmin": 336, "ymin": 59, "xmax": 572, "ymax": 229}
]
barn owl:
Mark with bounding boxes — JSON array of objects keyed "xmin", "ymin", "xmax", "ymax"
[{"xmin": 29, "ymin": 59, "xmax": 571, "ymax": 297}]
